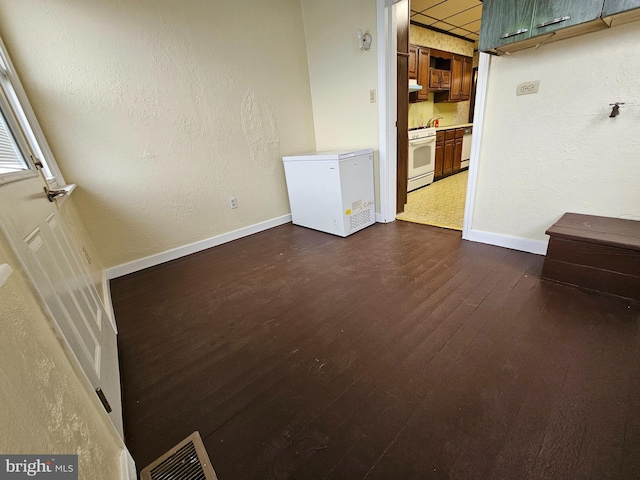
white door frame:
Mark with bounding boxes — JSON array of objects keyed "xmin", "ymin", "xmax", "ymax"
[
  {"xmin": 376, "ymin": 0, "xmax": 398, "ymax": 223},
  {"xmin": 376, "ymin": 0, "xmax": 492, "ymax": 235}
]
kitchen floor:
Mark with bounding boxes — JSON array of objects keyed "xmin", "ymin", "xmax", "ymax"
[{"xmin": 397, "ymin": 170, "xmax": 468, "ymax": 230}]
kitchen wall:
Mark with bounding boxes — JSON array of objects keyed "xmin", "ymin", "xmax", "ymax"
[
  {"xmin": 301, "ymin": 0, "xmax": 380, "ymax": 209},
  {"xmin": 0, "ymin": 236, "xmax": 123, "ymax": 478},
  {"xmin": 0, "ymin": 0, "xmax": 316, "ymax": 269},
  {"xmin": 472, "ymin": 22, "xmax": 640, "ymax": 243},
  {"xmin": 408, "ymin": 24, "xmax": 475, "ymax": 129}
]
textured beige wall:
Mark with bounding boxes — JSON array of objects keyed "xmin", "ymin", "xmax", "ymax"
[
  {"xmin": 473, "ymin": 23, "xmax": 640, "ymax": 240},
  {"xmin": 0, "ymin": 0, "xmax": 316, "ymax": 269},
  {"xmin": 408, "ymin": 25, "xmax": 474, "ymax": 129},
  {"xmin": 0, "ymin": 235, "xmax": 122, "ymax": 478},
  {"xmin": 301, "ymin": 0, "xmax": 380, "ymax": 209}
]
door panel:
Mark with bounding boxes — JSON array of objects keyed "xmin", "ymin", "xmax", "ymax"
[{"xmin": 0, "ymin": 175, "xmax": 123, "ymax": 435}]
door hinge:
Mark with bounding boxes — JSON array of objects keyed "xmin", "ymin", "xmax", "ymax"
[{"xmin": 95, "ymin": 388, "xmax": 113, "ymax": 413}]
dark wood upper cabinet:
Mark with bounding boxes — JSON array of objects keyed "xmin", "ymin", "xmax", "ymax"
[
  {"xmin": 449, "ymin": 56, "xmax": 462, "ymax": 102},
  {"xmin": 416, "ymin": 47, "xmax": 430, "ymax": 101},
  {"xmin": 409, "ymin": 45, "xmax": 418, "ymax": 80},
  {"xmin": 460, "ymin": 57, "xmax": 473, "ymax": 101},
  {"xmin": 409, "ymin": 45, "xmax": 471, "ymax": 104}
]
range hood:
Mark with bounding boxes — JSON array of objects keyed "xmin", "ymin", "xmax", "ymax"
[{"xmin": 409, "ymin": 79, "xmax": 423, "ymax": 92}]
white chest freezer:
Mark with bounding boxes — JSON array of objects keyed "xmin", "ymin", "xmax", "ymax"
[{"xmin": 283, "ymin": 148, "xmax": 375, "ymax": 237}]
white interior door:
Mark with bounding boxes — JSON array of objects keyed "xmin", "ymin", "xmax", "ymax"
[{"xmin": 0, "ymin": 173, "xmax": 123, "ymax": 436}]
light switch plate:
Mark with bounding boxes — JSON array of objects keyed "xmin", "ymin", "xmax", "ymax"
[{"xmin": 516, "ymin": 81, "xmax": 539, "ymax": 96}]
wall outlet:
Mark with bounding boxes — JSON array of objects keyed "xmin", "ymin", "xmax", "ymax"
[
  {"xmin": 228, "ymin": 197, "xmax": 238, "ymax": 209},
  {"xmin": 369, "ymin": 89, "xmax": 376, "ymax": 103},
  {"xmin": 516, "ymin": 81, "xmax": 540, "ymax": 96}
]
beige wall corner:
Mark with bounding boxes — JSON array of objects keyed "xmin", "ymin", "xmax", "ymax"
[
  {"xmin": 301, "ymin": 0, "xmax": 380, "ymax": 210},
  {"xmin": 473, "ymin": 23, "xmax": 640, "ymax": 241},
  {"xmin": 0, "ymin": 0, "xmax": 316, "ymax": 268},
  {"xmin": 0, "ymin": 235, "xmax": 122, "ymax": 479}
]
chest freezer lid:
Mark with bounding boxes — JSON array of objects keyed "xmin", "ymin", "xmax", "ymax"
[{"xmin": 283, "ymin": 148, "xmax": 373, "ymax": 163}]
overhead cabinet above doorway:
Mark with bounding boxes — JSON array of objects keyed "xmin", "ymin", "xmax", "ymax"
[{"xmin": 479, "ymin": 0, "xmax": 640, "ymax": 54}]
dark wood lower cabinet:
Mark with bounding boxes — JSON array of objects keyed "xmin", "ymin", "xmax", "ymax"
[
  {"xmin": 434, "ymin": 131, "xmax": 444, "ymax": 178},
  {"xmin": 453, "ymin": 128, "xmax": 464, "ymax": 172},
  {"xmin": 435, "ymin": 127, "xmax": 465, "ymax": 181},
  {"xmin": 443, "ymin": 139, "xmax": 455, "ymax": 175}
]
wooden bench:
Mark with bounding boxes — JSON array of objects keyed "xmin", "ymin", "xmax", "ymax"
[{"xmin": 542, "ymin": 213, "xmax": 640, "ymax": 303}]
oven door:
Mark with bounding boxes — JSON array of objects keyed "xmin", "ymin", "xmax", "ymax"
[{"xmin": 408, "ymin": 136, "xmax": 436, "ymax": 191}]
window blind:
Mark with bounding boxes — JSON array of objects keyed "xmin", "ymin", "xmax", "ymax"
[{"xmin": 0, "ymin": 106, "xmax": 27, "ymax": 174}]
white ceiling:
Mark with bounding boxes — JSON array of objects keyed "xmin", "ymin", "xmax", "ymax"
[{"xmin": 410, "ymin": 0, "xmax": 483, "ymax": 42}]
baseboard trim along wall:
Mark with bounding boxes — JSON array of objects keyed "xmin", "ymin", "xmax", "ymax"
[
  {"xmin": 120, "ymin": 448, "xmax": 136, "ymax": 480},
  {"xmin": 106, "ymin": 214, "xmax": 293, "ymax": 280},
  {"xmin": 465, "ymin": 229, "xmax": 549, "ymax": 256}
]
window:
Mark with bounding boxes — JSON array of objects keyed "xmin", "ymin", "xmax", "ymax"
[
  {"xmin": 0, "ymin": 102, "xmax": 29, "ymax": 175},
  {"xmin": 0, "ymin": 35, "xmax": 66, "ymax": 187}
]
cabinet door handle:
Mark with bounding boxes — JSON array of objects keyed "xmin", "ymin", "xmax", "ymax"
[
  {"xmin": 500, "ymin": 28, "xmax": 529, "ymax": 39},
  {"xmin": 535, "ymin": 15, "xmax": 570, "ymax": 29}
]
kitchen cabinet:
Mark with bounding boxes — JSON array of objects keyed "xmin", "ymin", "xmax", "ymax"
[
  {"xmin": 602, "ymin": 0, "xmax": 640, "ymax": 24},
  {"xmin": 416, "ymin": 47, "xmax": 430, "ymax": 101},
  {"xmin": 410, "ymin": 45, "xmax": 471, "ymax": 104},
  {"xmin": 533, "ymin": 0, "xmax": 604, "ymax": 35},
  {"xmin": 461, "ymin": 57, "xmax": 472, "ymax": 101},
  {"xmin": 434, "ymin": 131, "xmax": 445, "ymax": 178},
  {"xmin": 409, "ymin": 45, "xmax": 418, "ymax": 80},
  {"xmin": 435, "ymin": 128, "xmax": 465, "ymax": 180},
  {"xmin": 429, "ymin": 69, "xmax": 450, "ymax": 90},
  {"xmin": 479, "ymin": 0, "xmax": 607, "ymax": 55},
  {"xmin": 449, "ymin": 56, "xmax": 462, "ymax": 102},
  {"xmin": 453, "ymin": 129, "xmax": 464, "ymax": 172},
  {"xmin": 434, "ymin": 55, "xmax": 472, "ymax": 103},
  {"xmin": 478, "ymin": 0, "xmax": 536, "ymax": 53}
]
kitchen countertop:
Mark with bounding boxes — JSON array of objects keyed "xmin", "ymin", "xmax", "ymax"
[{"xmin": 435, "ymin": 122, "xmax": 473, "ymax": 131}]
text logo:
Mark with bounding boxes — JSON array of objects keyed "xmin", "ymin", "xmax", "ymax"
[{"xmin": 0, "ymin": 456, "xmax": 77, "ymax": 479}]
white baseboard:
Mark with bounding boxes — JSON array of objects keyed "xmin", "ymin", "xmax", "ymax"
[
  {"xmin": 106, "ymin": 214, "xmax": 292, "ymax": 280},
  {"xmin": 464, "ymin": 229, "xmax": 548, "ymax": 256},
  {"xmin": 120, "ymin": 447, "xmax": 136, "ymax": 480},
  {"xmin": 375, "ymin": 212, "xmax": 394, "ymax": 223}
]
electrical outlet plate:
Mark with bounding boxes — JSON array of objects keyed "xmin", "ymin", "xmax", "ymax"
[
  {"xmin": 228, "ymin": 197, "xmax": 237, "ymax": 209},
  {"xmin": 369, "ymin": 89, "xmax": 376, "ymax": 103},
  {"xmin": 516, "ymin": 81, "xmax": 539, "ymax": 96}
]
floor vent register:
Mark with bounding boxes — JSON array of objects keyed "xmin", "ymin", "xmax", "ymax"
[{"xmin": 141, "ymin": 431, "xmax": 219, "ymax": 480}]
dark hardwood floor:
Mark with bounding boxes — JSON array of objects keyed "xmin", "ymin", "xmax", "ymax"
[{"xmin": 110, "ymin": 221, "xmax": 640, "ymax": 480}]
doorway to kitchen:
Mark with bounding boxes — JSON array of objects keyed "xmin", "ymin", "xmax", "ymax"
[{"xmin": 394, "ymin": 1, "xmax": 482, "ymax": 232}]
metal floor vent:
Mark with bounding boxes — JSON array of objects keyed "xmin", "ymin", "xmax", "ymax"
[{"xmin": 141, "ymin": 431, "xmax": 218, "ymax": 480}]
